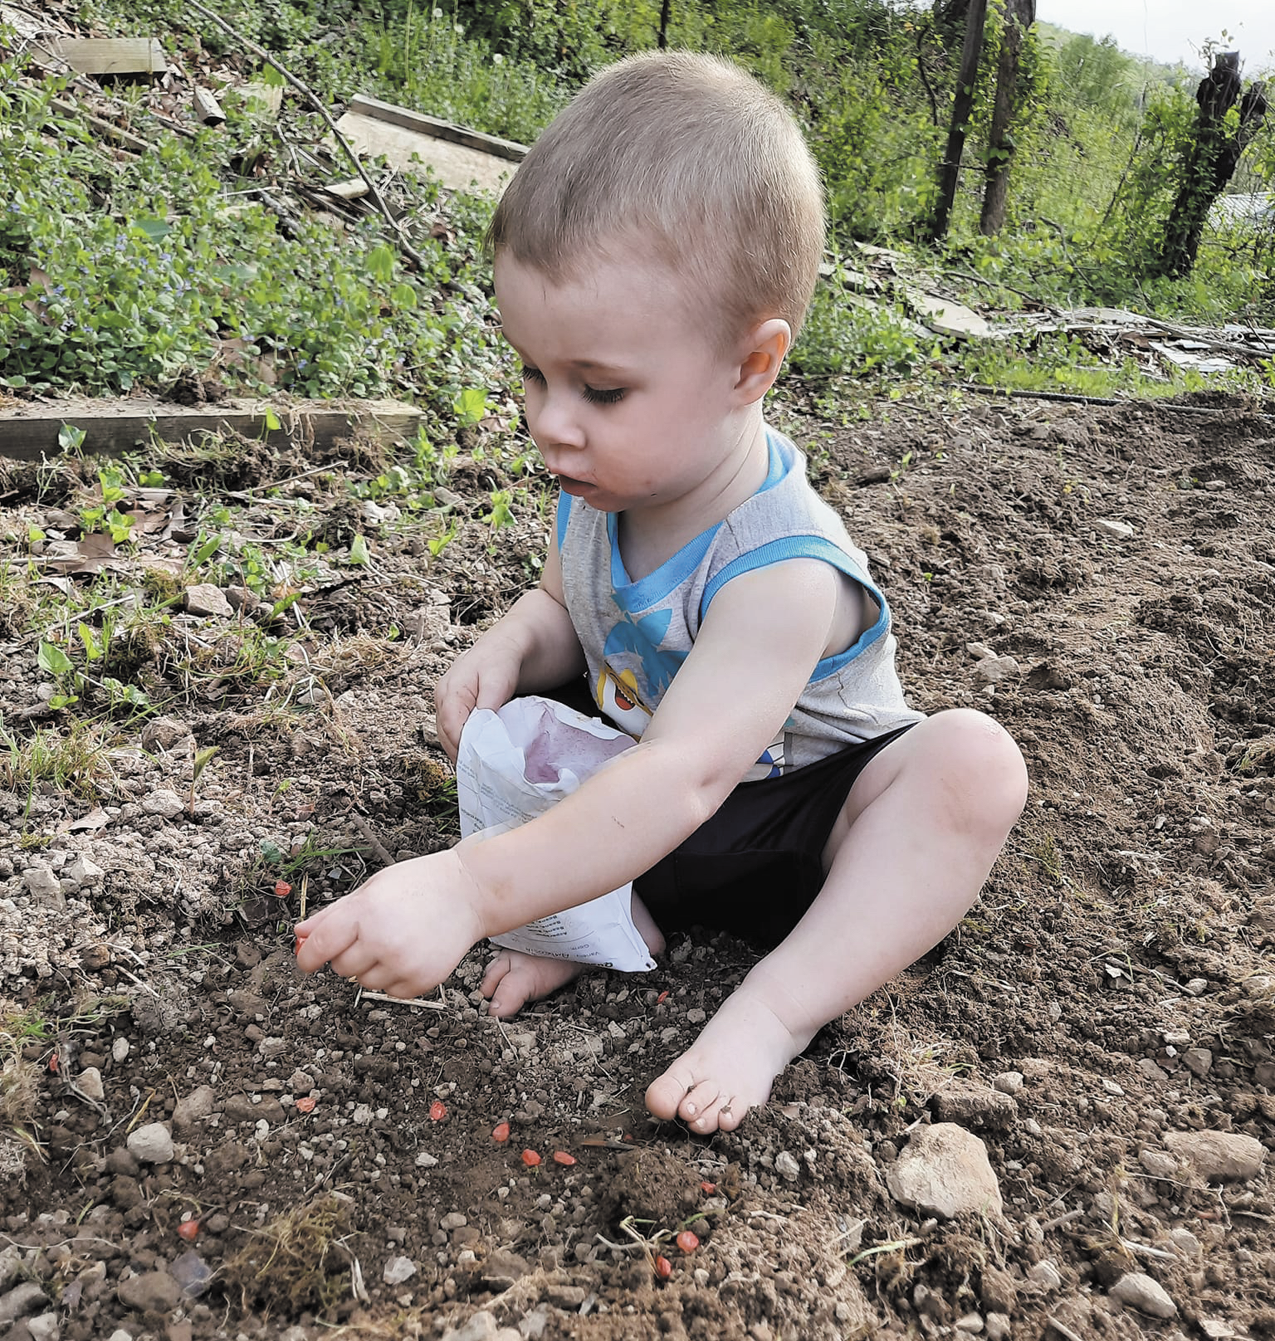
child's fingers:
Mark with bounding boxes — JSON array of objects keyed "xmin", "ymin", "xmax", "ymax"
[{"xmin": 293, "ymin": 911, "xmax": 358, "ymax": 972}]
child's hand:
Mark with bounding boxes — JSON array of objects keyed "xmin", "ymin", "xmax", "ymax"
[
  {"xmin": 294, "ymin": 849, "xmax": 488, "ymax": 1000},
  {"xmin": 435, "ymin": 639, "xmax": 523, "ymax": 761}
]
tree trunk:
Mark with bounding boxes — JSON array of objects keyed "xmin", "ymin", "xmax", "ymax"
[
  {"xmin": 979, "ymin": 0, "xmax": 1035, "ymax": 236},
  {"xmin": 927, "ymin": 0, "xmax": 988, "ymax": 242},
  {"xmin": 1153, "ymin": 52, "xmax": 1269, "ymax": 278},
  {"xmin": 657, "ymin": 0, "xmax": 671, "ymax": 50}
]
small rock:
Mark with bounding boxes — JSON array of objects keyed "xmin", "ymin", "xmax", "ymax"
[
  {"xmin": 75, "ymin": 1068, "xmax": 105, "ymax": 1103},
  {"xmin": 1138, "ymin": 1149, "xmax": 1180, "ymax": 1179},
  {"xmin": 444, "ymin": 1314, "xmax": 498, "ymax": 1341},
  {"xmin": 107, "ymin": 1332, "xmax": 134, "ymax": 1341},
  {"xmin": 182, "ymin": 584, "xmax": 233, "ymax": 618},
  {"xmin": 415, "ymin": 1151, "xmax": 438, "ymax": 1168},
  {"xmin": 931, "ymin": 1087, "xmax": 1017, "ymax": 1127},
  {"xmin": 480, "ymin": 1248, "xmax": 529, "ymax": 1291},
  {"xmin": 1183, "ymin": 978, "xmax": 1209, "ymax": 996},
  {"xmin": 27, "ymin": 1313, "xmax": 59, "ymax": 1341},
  {"xmin": 172, "ymin": 1086, "xmax": 216, "ymax": 1132},
  {"xmin": 972, "ymin": 655, "xmax": 1021, "ymax": 687},
  {"xmin": 1137, "ymin": 1058, "xmax": 1167, "ymax": 1082},
  {"xmin": 224, "ymin": 586, "xmax": 259, "ymax": 612},
  {"xmin": 991, "ymin": 1071, "xmax": 1023, "ymax": 1096},
  {"xmin": 0, "ymin": 1282, "xmax": 48, "ymax": 1325},
  {"xmin": 440, "ymin": 1212, "xmax": 467, "ymax": 1231},
  {"xmin": 774, "ymin": 1151, "xmax": 801, "ymax": 1182},
  {"xmin": 886, "ymin": 1123, "xmax": 1003, "ymax": 1219},
  {"xmin": 1163, "ymin": 1130, "xmax": 1265, "ymax": 1183},
  {"xmin": 985, "ymin": 1315, "xmax": 1011, "ymax": 1341},
  {"xmin": 0, "ymin": 1249, "xmax": 20, "ymax": 1292},
  {"xmin": 1027, "ymin": 1260, "xmax": 1062, "ymax": 1292},
  {"xmin": 140, "ymin": 717, "xmax": 192, "ymax": 752},
  {"xmin": 1100, "ymin": 1077, "xmax": 1124, "ymax": 1096},
  {"xmin": 80, "ymin": 944, "xmax": 111, "ymax": 971},
  {"xmin": 1094, "ymin": 518, "xmax": 1135, "ymax": 540},
  {"xmin": 117, "ymin": 1270, "xmax": 182, "ymax": 1312},
  {"xmin": 382, "ymin": 1256, "xmax": 416, "ymax": 1285},
  {"xmin": 22, "ymin": 867, "xmax": 63, "ymax": 904},
  {"xmin": 1109, "ymin": 1271, "xmax": 1176, "ymax": 1319},
  {"xmin": 1182, "ymin": 1048, "xmax": 1213, "ymax": 1077},
  {"xmin": 63, "ymin": 855, "xmax": 104, "ymax": 890},
  {"xmin": 169, "ymin": 1249, "xmax": 213, "ymax": 1298},
  {"xmin": 954, "ymin": 1315, "xmax": 984, "ymax": 1335},
  {"xmin": 685, "ymin": 1008, "xmax": 707, "ymax": 1025},
  {"xmin": 125, "ymin": 1123, "xmax": 174, "ymax": 1165},
  {"xmin": 140, "ymin": 790, "xmax": 184, "ymax": 820},
  {"xmin": 1168, "ymin": 1228, "xmax": 1202, "ymax": 1259}
]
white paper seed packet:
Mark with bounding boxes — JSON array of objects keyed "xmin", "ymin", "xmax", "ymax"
[{"xmin": 455, "ymin": 696, "xmax": 656, "ymax": 972}]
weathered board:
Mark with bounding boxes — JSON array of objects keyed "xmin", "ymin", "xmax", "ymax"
[
  {"xmin": 347, "ymin": 93, "xmax": 527, "ymax": 162},
  {"xmin": 0, "ymin": 398, "xmax": 422, "ymax": 462},
  {"xmin": 52, "ymin": 37, "xmax": 168, "ymax": 75},
  {"xmin": 334, "ymin": 111, "xmax": 517, "ymax": 195}
]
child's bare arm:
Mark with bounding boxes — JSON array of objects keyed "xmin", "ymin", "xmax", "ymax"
[
  {"xmin": 435, "ymin": 535, "xmax": 583, "ymax": 760},
  {"xmin": 296, "ymin": 559, "xmax": 859, "ymax": 999}
]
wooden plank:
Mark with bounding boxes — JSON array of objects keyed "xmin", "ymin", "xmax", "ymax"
[
  {"xmin": 0, "ymin": 398, "xmax": 422, "ymax": 462},
  {"xmin": 325, "ymin": 177, "xmax": 370, "ymax": 201},
  {"xmin": 335, "ymin": 111, "xmax": 516, "ymax": 196},
  {"xmin": 347, "ymin": 93, "xmax": 526, "ymax": 162},
  {"xmin": 192, "ymin": 86, "xmax": 225, "ymax": 126},
  {"xmin": 53, "ymin": 37, "xmax": 168, "ymax": 75}
]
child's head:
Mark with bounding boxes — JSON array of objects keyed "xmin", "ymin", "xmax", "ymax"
[{"xmin": 488, "ymin": 51, "xmax": 825, "ymax": 347}]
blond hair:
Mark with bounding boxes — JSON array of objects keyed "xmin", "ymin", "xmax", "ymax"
[{"xmin": 488, "ymin": 51, "xmax": 825, "ymax": 343}]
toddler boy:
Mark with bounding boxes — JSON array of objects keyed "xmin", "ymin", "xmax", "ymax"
[{"xmin": 296, "ymin": 52, "xmax": 1028, "ymax": 1134}]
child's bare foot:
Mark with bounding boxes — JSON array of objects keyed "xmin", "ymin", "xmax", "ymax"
[
  {"xmin": 480, "ymin": 894, "xmax": 667, "ymax": 1019},
  {"xmin": 645, "ymin": 982, "xmax": 813, "ymax": 1133},
  {"xmin": 481, "ymin": 950, "xmax": 585, "ymax": 1018}
]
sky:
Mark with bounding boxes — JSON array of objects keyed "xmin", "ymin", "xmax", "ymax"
[{"xmin": 1036, "ymin": 0, "xmax": 1275, "ymax": 71}]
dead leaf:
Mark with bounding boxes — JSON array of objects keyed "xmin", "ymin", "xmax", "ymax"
[{"xmin": 57, "ymin": 807, "xmax": 110, "ymax": 834}]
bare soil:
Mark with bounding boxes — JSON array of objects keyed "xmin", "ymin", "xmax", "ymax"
[{"xmin": 0, "ymin": 389, "xmax": 1273, "ymax": 1341}]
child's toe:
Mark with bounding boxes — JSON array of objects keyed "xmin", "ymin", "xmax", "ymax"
[
  {"xmin": 681, "ymin": 1078, "xmax": 722, "ymax": 1124},
  {"xmin": 645, "ymin": 1063, "xmax": 697, "ymax": 1121}
]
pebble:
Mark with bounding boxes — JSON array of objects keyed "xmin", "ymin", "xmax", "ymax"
[
  {"xmin": 440, "ymin": 1212, "xmax": 467, "ymax": 1231},
  {"xmin": 117, "ymin": 1271, "xmax": 182, "ymax": 1312},
  {"xmin": 991, "ymin": 1071, "xmax": 1023, "ymax": 1096},
  {"xmin": 22, "ymin": 867, "xmax": 62, "ymax": 903},
  {"xmin": 1182, "ymin": 1048, "xmax": 1213, "ymax": 1077},
  {"xmin": 1094, "ymin": 518, "xmax": 1135, "ymax": 540},
  {"xmin": 1109, "ymin": 1271, "xmax": 1176, "ymax": 1318},
  {"xmin": 972, "ymin": 654, "xmax": 1020, "ymax": 686},
  {"xmin": 183, "ymin": 583, "xmax": 233, "ymax": 618},
  {"xmin": 140, "ymin": 790, "xmax": 184, "ymax": 820},
  {"xmin": 1184, "ymin": 978, "xmax": 1209, "ymax": 996},
  {"xmin": 1168, "ymin": 1228, "xmax": 1202, "ymax": 1259},
  {"xmin": 1163, "ymin": 1130, "xmax": 1265, "ymax": 1182},
  {"xmin": 932, "ymin": 1087, "xmax": 1018, "ymax": 1127},
  {"xmin": 0, "ymin": 1282, "xmax": 48, "ymax": 1325},
  {"xmin": 107, "ymin": 1332, "xmax": 134, "ymax": 1341},
  {"xmin": 125, "ymin": 1122, "xmax": 174, "ymax": 1164},
  {"xmin": 63, "ymin": 855, "xmax": 104, "ymax": 890},
  {"xmin": 774, "ymin": 1151, "xmax": 801, "ymax": 1182},
  {"xmin": 1139, "ymin": 1149, "xmax": 1180, "ymax": 1178},
  {"xmin": 954, "ymin": 1314, "xmax": 984, "ymax": 1333},
  {"xmin": 382, "ymin": 1256, "xmax": 417, "ymax": 1285},
  {"xmin": 885, "ymin": 1123, "xmax": 1003, "ymax": 1219},
  {"xmin": 172, "ymin": 1086, "xmax": 216, "ymax": 1132},
  {"xmin": 140, "ymin": 717, "xmax": 192, "ymax": 751},
  {"xmin": 1027, "ymin": 1260, "xmax": 1062, "ymax": 1291},
  {"xmin": 28, "ymin": 1314, "xmax": 59, "ymax": 1341},
  {"xmin": 985, "ymin": 1315, "xmax": 1011, "ymax": 1341},
  {"xmin": 111, "ymin": 1038, "xmax": 129, "ymax": 1064},
  {"xmin": 75, "ymin": 1067, "xmax": 105, "ymax": 1102},
  {"xmin": 169, "ymin": 1249, "xmax": 213, "ymax": 1298},
  {"xmin": 441, "ymin": 1314, "xmax": 498, "ymax": 1341}
]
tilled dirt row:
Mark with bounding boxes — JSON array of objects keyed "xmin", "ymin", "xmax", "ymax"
[{"xmin": 0, "ymin": 390, "xmax": 1272, "ymax": 1341}]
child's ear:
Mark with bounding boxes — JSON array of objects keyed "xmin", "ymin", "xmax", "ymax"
[{"xmin": 733, "ymin": 318, "xmax": 792, "ymax": 405}]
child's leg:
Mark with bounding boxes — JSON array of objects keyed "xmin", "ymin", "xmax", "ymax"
[
  {"xmin": 481, "ymin": 893, "xmax": 666, "ymax": 1018},
  {"xmin": 645, "ymin": 708, "xmax": 1028, "ymax": 1133}
]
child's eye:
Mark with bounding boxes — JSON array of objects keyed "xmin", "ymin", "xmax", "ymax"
[
  {"xmin": 582, "ymin": 385, "xmax": 625, "ymax": 405},
  {"xmin": 521, "ymin": 365, "xmax": 546, "ymax": 385}
]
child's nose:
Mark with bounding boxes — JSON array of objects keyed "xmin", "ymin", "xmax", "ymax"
[{"xmin": 529, "ymin": 387, "xmax": 585, "ymax": 450}]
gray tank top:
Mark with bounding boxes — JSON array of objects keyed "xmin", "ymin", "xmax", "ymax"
[{"xmin": 557, "ymin": 430, "xmax": 923, "ymax": 779}]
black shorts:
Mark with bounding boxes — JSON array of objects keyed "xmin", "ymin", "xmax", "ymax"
[
  {"xmin": 635, "ymin": 725, "xmax": 915, "ymax": 948},
  {"xmin": 543, "ymin": 678, "xmax": 915, "ymax": 951}
]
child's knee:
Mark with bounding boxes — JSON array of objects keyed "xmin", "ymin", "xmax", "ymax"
[{"xmin": 926, "ymin": 708, "xmax": 1028, "ymax": 837}]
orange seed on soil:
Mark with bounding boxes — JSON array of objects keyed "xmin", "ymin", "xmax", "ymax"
[
  {"xmin": 274, "ymin": 880, "xmax": 292, "ymax": 898},
  {"xmin": 654, "ymin": 1255, "xmax": 673, "ymax": 1279},
  {"xmin": 296, "ymin": 1096, "xmax": 317, "ymax": 1113},
  {"xmin": 492, "ymin": 1122, "xmax": 511, "ymax": 1142},
  {"xmin": 522, "ymin": 1149, "xmax": 541, "ymax": 1167},
  {"xmin": 676, "ymin": 1230, "xmax": 700, "ymax": 1253},
  {"xmin": 429, "ymin": 1100, "xmax": 447, "ymax": 1121},
  {"xmin": 552, "ymin": 1150, "xmax": 576, "ymax": 1165},
  {"xmin": 700, "ymin": 1181, "xmax": 716, "ymax": 1194},
  {"xmin": 177, "ymin": 1220, "xmax": 200, "ymax": 1241}
]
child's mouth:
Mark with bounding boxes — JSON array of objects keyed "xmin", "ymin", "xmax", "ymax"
[{"xmin": 555, "ymin": 474, "xmax": 592, "ymax": 495}]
